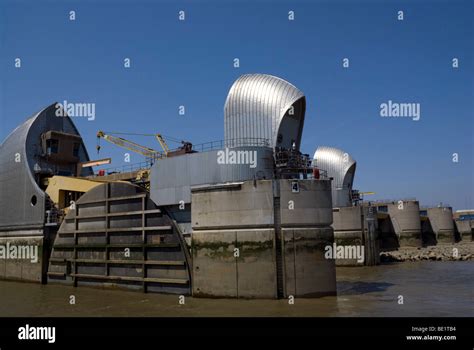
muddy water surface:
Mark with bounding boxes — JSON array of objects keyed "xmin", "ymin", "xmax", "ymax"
[{"xmin": 0, "ymin": 261, "xmax": 472, "ymax": 317}]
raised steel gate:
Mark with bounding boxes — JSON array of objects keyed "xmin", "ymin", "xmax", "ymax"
[{"xmin": 47, "ymin": 182, "xmax": 191, "ymax": 295}]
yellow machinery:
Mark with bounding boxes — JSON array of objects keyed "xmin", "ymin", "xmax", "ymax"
[
  {"xmin": 96, "ymin": 131, "xmax": 193, "ymax": 159},
  {"xmin": 94, "ymin": 131, "xmax": 194, "ymax": 190},
  {"xmin": 351, "ymin": 191, "xmax": 376, "ymax": 206},
  {"xmin": 96, "ymin": 131, "xmax": 164, "ymax": 159},
  {"xmin": 44, "ymin": 176, "xmax": 104, "ymax": 224},
  {"xmin": 45, "ymin": 176, "xmax": 103, "ymax": 209},
  {"xmin": 76, "ymin": 157, "xmax": 111, "ymax": 176},
  {"xmin": 155, "ymin": 134, "xmax": 170, "ymax": 156},
  {"xmin": 95, "ymin": 131, "xmax": 191, "ymax": 189}
]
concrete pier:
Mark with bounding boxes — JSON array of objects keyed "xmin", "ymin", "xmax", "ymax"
[
  {"xmin": 375, "ymin": 200, "xmax": 422, "ymax": 249},
  {"xmin": 454, "ymin": 210, "xmax": 473, "ymax": 242},
  {"xmin": 421, "ymin": 207, "xmax": 456, "ymax": 244},
  {"xmin": 191, "ymin": 179, "xmax": 336, "ymax": 299},
  {"xmin": 332, "ymin": 206, "xmax": 379, "ymax": 266},
  {"xmin": 0, "ymin": 232, "xmax": 43, "ymax": 282}
]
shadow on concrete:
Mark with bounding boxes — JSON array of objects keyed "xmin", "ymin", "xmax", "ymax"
[
  {"xmin": 337, "ymin": 281, "xmax": 394, "ymax": 295},
  {"xmin": 378, "ymin": 217, "xmax": 400, "ymax": 251},
  {"xmin": 421, "ymin": 219, "xmax": 438, "ymax": 247},
  {"xmin": 453, "ymin": 223, "xmax": 464, "ymax": 243}
]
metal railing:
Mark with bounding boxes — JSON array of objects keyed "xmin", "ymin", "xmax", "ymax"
[
  {"xmin": 89, "ymin": 139, "xmax": 338, "ymax": 184},
  {"xmin": 224, "ymin": 138, "xmax": 270, "ymax": 148},
  {"xmin": 192, "ymin": 140, "xmax": 226, "ymax": 152},
  {"xmin": 370, "ymin": 198, "xmax": 418, "ymax": 204},
  {"xmin": 419, "ymin": 203, "xmax": 452, "ymax": 209},
  {"xmin": 90, "ymin": 138, "xmax": 271, "ymax": 176},
  {"xmin": 92, "ymin": 160, "xmax": 153, "ymax": 176},
  {"xmin": 274, "ymin": 148, "xmax": 330, "ymax": 180},
  {"xmin": 192, "ymin": 138, "xmax": 270, "ymax": 152}
]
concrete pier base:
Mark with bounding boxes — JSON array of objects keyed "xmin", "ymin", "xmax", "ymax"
[
  {"xmin": 282, "ymin": 227, "xmax": 336, "ymax": 297},
  {"xmin": 0, "ymin": 230, "xmax": 47, "ymax": 283},
  {"xmin": 375, "ymin": 200, "xmax": 422, "ymax": 249},
  {"xmin": 191, "ymin": 179, "xmax": 336, "ymax": 299},
  {"xmin": 332, "ymin": 206, "xmax": 379, "ymax": 266},
  {"xmin": 192, "ymin": 229, "xmax": 277, "ymax": 298},
  {"xmin": 426, "ymin": 207, "xmax": 456, "ymax": 244},
  {"xmin": 455, "ymin": 220, "xmax": 473, "ymax": 242}
]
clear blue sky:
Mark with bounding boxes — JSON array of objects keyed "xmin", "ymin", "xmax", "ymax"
[{"xmin": 0, "ymin": 0, "xmax": 472, "ymax": 209}]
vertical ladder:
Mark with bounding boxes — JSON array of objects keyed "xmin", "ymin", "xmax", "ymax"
[{"xmin": 273, "ymin": 196, "xmax": 285, "ymax": 298}]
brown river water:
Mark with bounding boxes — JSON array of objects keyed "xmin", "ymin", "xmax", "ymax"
[{"xmin": 0, "ymin": 261, "xmax": 472, "ymax": 317}]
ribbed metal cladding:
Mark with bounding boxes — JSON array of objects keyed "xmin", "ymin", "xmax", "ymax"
[
  {"xmin": 0, "ymin": 103, "xmax": 92, "ymax": 231},
  {"xmin": 224, "ymin": 74, "xmax": 305, "ymax": 149},
  {"xmin": 150, "ymin": 147, "xmax": 275, "ymax": 206},
  {"xmin": 313, "ymin": 146, "xmax": 356, "ymax": 208},
  {"xmin": 313, "ymin": 146, "xmax": 356, "ymax": 190}
]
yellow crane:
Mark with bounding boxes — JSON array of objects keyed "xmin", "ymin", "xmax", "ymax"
[
  {"xmin": 154, "ymin": 133, "xmax": 193, "ymax": 157},
  {"xmin": 155, "ymin": 134, "xmax": 170, "ymax": 156},
  {"xmin": 360, "ymin": 191, "xmax": 375, "ymax": 196},
  {"xmin": 352, "ymin": 190, "xmax": 376, "ymax": 205},
  {"xmin": 96, "ymin": 131, "xmax": 193, "ymax": 159},
  {"xmin": 358, "ymin": 191, "xmax": 376, "ymax": 200},
  {"xmin": 96, "ymin": 131, "xmax": 165, "ymax": 159}
]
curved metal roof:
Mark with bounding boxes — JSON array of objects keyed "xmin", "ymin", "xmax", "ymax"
[
  {"xmin": 313, "ymin": 146, "xmax": 356, "ymax": 190},
  {"xmin": 0, "ymin": 103, "xmax": 91, "ymax": 230},
  {"xmin": 313, "ymin": 146, "xmax": 356, "ymax": 207},
  {"xmin": 224, "ymin": 74, "xmax": 306, "ymax": 150}
]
